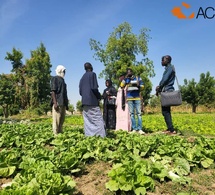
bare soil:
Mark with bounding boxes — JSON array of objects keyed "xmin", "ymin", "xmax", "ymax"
[
  {"xmin": 73, "ymin": 161, "xmax": 113, "ymax": 195},
  {"xmin": 1, "ymin": 161, "xmax": 214, "ymax": 195},
  {"xmin": 72, "ymin": 162, "xmax": 215, "ymax": 195}
]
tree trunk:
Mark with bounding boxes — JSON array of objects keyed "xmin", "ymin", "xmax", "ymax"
[
  {"xmin": 192, "ymin": 105, "xmax": 197, "ymax": 113},
  {"xmin": 3, "ymin": 105, "xmax": 9, "ymax": 118}
]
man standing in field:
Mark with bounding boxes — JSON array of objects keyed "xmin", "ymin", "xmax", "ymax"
[
  {"xmin": 120, "ymin": 68, "xmax": 145, "ymax": 134},
  {"xmin": 156, "ymin": 55, "xmax": 176, "ymax": 135},
  {"xmin": 79, "ymin": 62, "xmax": 106, "ymax": 137},
  {"xmin": 50, "ymin": 65, "xmax": 69, "ymax": 135}
]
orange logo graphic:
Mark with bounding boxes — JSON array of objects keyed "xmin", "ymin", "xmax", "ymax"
[{"xmin": 171, "ymin": 2, "xmax": 195, "ymax": 19}]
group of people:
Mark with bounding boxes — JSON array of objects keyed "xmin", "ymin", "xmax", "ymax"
[
  {"xmin": 102, "ymin": 68, "xmax": 145, "ymax": 134},
  {"xmin": 50, "ymin": 55, "xmax": 177, "ymax": 137}
]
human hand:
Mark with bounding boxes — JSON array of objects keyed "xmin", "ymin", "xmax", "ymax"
[
  {"xmin": 54, "ymin": 104, "xmax": 59, "ymax": 111},
  {"xmin": 155, "ymin": 86, "xmax": 160, "ymax": 96},
  {"xmin": 155, "ymin": 86, "xmax": 160, "ymax": 92}
]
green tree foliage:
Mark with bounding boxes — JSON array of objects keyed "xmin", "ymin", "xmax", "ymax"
[
  {"xmin": 5, "ymin": 43, "xmax": 52, "ymax": 112},
  {"xmin": 5, "ymin": 47, "xmax": 24, "ymax": 72},
  {"xmin": 149, "ymin": 95, "xmax": 161, "ymax": 108},
  {"xmin": 5, "ymin": 48, "xmax": 27, "ymax": 109},
  {"xmin": 181, "ymin": 72, "xmax": 215, "ymax": 113},
  {"xmin": 89, "ymin": 22, "xmax": 155, "ymax": 105},
  {"xmin": 76, "ymin": 100, "xmax": 83, "ymax": 113},
  {"xmin": 68, "ymin": 104, "xmax": 75, "ymax": 114},
  {"xmin": 0, "ymin": 74, "xmax": 16, "ymax": 118},
  {"xmin": 25, "ymin": 43, "xmax": 52, "ymax": 108}
]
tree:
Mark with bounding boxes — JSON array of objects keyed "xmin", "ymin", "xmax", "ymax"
[
  {"xmin": 5, "ymin": 48, "xmax": 27, "ymax": 109},
  {"xmin": 149, "ymin": 95, "xmax": 161, "ymax": 108},
  {"xmin": 68, "ymin": 104, "xmax": 75, "ymax": 114},
  {"xmin": 181, "ymin": 72, "xmax": 215, "ymax": 113},
  {"xmin": 25, "ymin": 43, "xmax": 52, "ymax": 108},
  {"xmin": 5, "ymin": 44, "xmax": 52, "ymax": 110},
  {"xmin": 0, "ymin": 74, "xmax": 16, "ymax": 118},
  {"xmin": 89, "ymin": 22, "xmax": 155, "ymax": 106},
  {"xmin": 5, "ymin": 47, "xmax": 24, "ymax": 72},
  {"xmin": 76, "ymin": 100, "xmax": 83, "ymax": 113}
]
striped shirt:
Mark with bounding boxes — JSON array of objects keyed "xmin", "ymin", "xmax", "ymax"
[{"xmin": 120, "ymin": 76, "xmax": 144, "ymax": 100}]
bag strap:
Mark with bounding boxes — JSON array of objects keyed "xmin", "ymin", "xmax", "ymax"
[
  {"xmin": 172, "ymin": 65, "xmax": 180, "ymax": 90},
  {"xmin": 175, "ymin": 74, "xmax": 180, "ymax": 90}
]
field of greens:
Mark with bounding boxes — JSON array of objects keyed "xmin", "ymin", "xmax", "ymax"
[{"xmin": 0, "ymin": 113, "xmax": 215, "ymax": 195}]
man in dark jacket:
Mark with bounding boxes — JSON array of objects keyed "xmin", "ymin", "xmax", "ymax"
[
  {"xmin": 156, "ymin": 55, "xmax": 176, "ymax": 134},
  {"xmin": 79, "ymin": 62, "xmax": 106, "ymax": 137}
]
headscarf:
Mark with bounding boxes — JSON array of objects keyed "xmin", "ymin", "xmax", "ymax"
[
  {"xmin": 106, "ymin": 79, "xmax": 112, "ymax": 88},
  {"xmin": 56, "ymin": 65, "xmax": 66, "ymax": 78}
]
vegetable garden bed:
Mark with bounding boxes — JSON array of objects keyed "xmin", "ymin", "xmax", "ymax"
[{"xmin": 0, "ymin": 114, "xmax": 215, "ymax": 194}]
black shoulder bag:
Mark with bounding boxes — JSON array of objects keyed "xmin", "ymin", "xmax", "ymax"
[{"xmin": 160, "ymin": 68, "xmax": 182, "ymax": 107}]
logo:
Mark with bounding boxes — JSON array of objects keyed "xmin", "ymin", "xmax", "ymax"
[
  {"xmin": 171, "ymin": 2, "xmax": 215, "ymax": 19},
  {"xmin": 171, "ymin": 2, "xmax": 195, "ymax": 19}
]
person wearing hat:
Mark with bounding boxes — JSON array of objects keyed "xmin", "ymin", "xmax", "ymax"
[{"xmin": 50, "ymin": 65, "xmax": 69, "ymax": 135}]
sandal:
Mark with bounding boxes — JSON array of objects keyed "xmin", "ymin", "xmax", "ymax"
[
  {"xmin": 162, "ymin": 130, "xmax": 170, "ymax": 134},
  {"xmin": 168, "ymin": 131, "xmax": 177, "ymax": 135}
]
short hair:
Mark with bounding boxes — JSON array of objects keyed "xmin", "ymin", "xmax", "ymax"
[
  {"xmin": 84, "ymin": 62, "xmax": 93, "ymax": 71},
  {"xmin": 126, "ymin": 68, "xmax": 132, "ymax": 72},
  {"xmin": 162, "ymin": 55, "xmax": 172, "ymax": 63}
]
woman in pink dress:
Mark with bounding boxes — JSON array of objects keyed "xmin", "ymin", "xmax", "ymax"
[{"xmin": 115, "ymin": 76, "xmax": 131, "ymax": 131}]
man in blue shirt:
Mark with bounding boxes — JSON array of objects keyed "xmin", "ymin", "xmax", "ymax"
[
  {"xmin": 120, "ymin": 68, "xmax": 145, "ymax": 134},
  {"xmin": 156, "ymin": 55, "xmax": 176, "ymax": 134}
]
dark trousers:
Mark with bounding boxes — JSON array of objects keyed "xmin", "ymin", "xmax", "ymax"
[{"xmin": 162, "ymin": 106, "xmax": 174, "ymax": 132}]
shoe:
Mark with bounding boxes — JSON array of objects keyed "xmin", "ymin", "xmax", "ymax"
[
  {"xmin": 162, "ymin": 130, "xmax": 170, "ymax": 134},
  {"xmin": 168, "ymin": 131, "xmax": 177, "ymax": 135},
  {"xmin": 131, "ymin": 130, "xmax": 137, "ymax": 133},
  {"xmin": 138, "ymin": 130, "xmax": 145, "ymax": 135}
]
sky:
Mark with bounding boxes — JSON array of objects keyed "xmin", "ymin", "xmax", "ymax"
[{"xmin": 0, "ymin": 0, "xmax": 215, "ymax": 107}]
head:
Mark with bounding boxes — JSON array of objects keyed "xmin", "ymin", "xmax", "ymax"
[
  {"xmin": 84, "ymin": 62, "xmax": 93, "ymax": 72},
  {"xmin": 126, "ymin": 68, "xmax": 133, "ymax": 77},
  {"xmin": 105, "ymin": 79, "xmax": 112, "ymax": 87},
  {"xmin": 55, "ymin": 65, "xmax": 66, "ymax": 78},
  {"xmin": 161, "ymin": 55, "xmax": 172, "ymax": 66},
  {"xmin": 119, "ymin": 74, "xmax": 125, "ymax": 82}
]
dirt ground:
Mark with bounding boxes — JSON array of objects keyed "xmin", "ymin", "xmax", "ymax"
[
  {"xmin": 73, "ymin": 161, "xmax": 113, "ymax": 195},
  {"xmin": 73, "ymin": 162, "xmax": 215, "ymax": 195},
  {"xmin": 1, "ymin": 162, "xmax": 215, "ymax": 195}
]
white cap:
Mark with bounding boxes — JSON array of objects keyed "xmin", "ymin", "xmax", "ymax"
[
  {"xmin": 55, "ymin": 65, "xmax": 66, "ymax": 74},
  {"xmin": 55, "ymin": 65, "xmax": 66, "ymax": 78}
]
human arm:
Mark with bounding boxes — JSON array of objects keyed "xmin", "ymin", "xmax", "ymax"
[
  {"xmin": 158, "ymin": 65, "xmax": 174, "ymax": 90},
  {"xmin": 120, "ymin": 79, "xmax": 126, "ymax": 88},
  {"xmin": 91, "ymin": 72, "xmax": 101, "ymax": 100},
  {"xmin": 137, "ymin": 77, "xmax": 144, "ymax": 90},
  {"xmin": 50, "ymin": 77, "xmax": 59, "ymax": 111},
  {"xmin": 51, "ymin": 91, "xmax": 59, "ymax": 111}
]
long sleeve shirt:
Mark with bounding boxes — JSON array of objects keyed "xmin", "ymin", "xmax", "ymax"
[
  {"xmin": 159, "ymin": 64, "xmax": 175, "ymax": 92},
  {"xmin": 79, "ymin": 71, "xmax": 101, "ymax": 106}
]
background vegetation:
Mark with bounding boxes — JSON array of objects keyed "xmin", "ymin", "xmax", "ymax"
[{"xmin": 1, "ymin": 22, "xmax": 215, "ymax": 118}]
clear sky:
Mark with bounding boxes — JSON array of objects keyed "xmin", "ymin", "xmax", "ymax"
[{"xmin": 0, "ymin": 0, "xmax": 214, "ymax": 107}]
